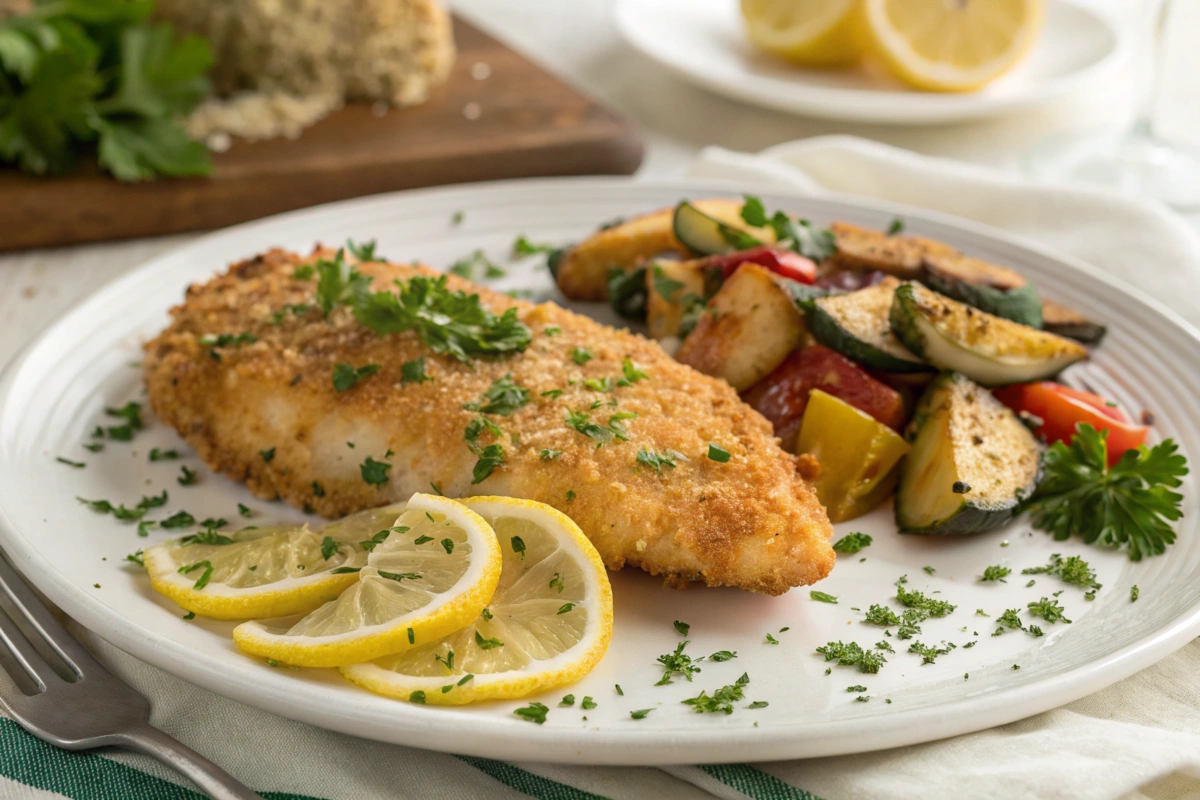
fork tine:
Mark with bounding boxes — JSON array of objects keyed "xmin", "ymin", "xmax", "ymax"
[
  {"xmin": 0, "ymin": 603, "xmax": 59, "ymax": 689},
  {"xmin": 0, "ymin": 553, "xmax": 94, "ymax": 676}
]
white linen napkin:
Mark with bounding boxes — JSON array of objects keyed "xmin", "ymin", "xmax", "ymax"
[{"xmin": 0, "ymin": 137, "xmax": 1197, "ymax": 800}]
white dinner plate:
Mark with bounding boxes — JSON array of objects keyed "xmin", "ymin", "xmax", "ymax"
[
  {"xmin": 614, "ymin": 0, "xmax": 1126, "ymax": 124},
  {"xmin": 0, "ymin": 178, "xmax": 1197, "ymax": 765}
]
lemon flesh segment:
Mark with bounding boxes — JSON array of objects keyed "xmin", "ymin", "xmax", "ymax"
[
  {"xmin": 863, "ymin": 0, "xmax": 1043, "ymax": 92},
  {"xmin": 143, "ymin": 503, "xmax": 404, "ymax": 620},
  {"xmin": 341, "ymin": 496, "xmax": 614, "ymax": 705},
  {"xmin": 741, "ymin": 0, "xmax": 863, "ymax": 66},
  {"xmin": 232, "ymin": 493, "xmax": 501, "ymax": 668}
]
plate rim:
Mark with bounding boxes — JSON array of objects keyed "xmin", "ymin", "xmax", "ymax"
[
  {"xmin": 612, "ymin": 0, "xmax": 1129, "ymax": 124},
  {"xmin": 1, "ymin": 175, "xmax": 1198, "ymax": 764}
]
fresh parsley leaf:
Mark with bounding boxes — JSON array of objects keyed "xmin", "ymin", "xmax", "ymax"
[
  {"xmin": 1027, "ymin": 424, "xmax": 1187, "ymax": 560},
  {"xmin": 739, "ymin": 195, "xmax": 835, "ymax": 260},
  {"xmin": 629, "ymin": 708, "xmax": 654, "ymax": 720},
  {"xmin": 637, "ymin": 448, "xmax": 683, "ymax": 473},
  {"xmin": 378, "ymin": 571, "xmax": 421, "ymax": 582},
  {"xmin": 539, "ymin": 449, "xmax": 562, "ymax": 460},
  {"xmin": 1027, "ymin": 596, "xmax": 1071, "ymax": 624},
  {"xmin": 674, "ymin": 620, "xmax": 690, "ymax": 636},
  {"xmin": 346, "ymin": 238, "xmax": 382, "ymax": 262},
  {"xmin": 400, "ymin": 357, "xmax": 432, "ymax": 385},
  {"xmin": 56, "ymin": 456, "xmax": 85, "ymax": 468},
  {"xmin": 832, "ymin": 533, "xmax": 872, "ymax": 554},
  {"xmin": 332, "ymin": 362, "xmax": 380, "ymax": 392},
  {"xmin": 512, "ymin": 235, "xmax": 555, "ymax": 257},
  {"xmin": 352, "ymin": 275, "xmax": 530, "ymax": 362},
  {"xmin": 980, "ymin": 565, "xmax": 1011, "ymax": 583},
  {"xmin": 707, "ymin": 443, "xmax": 731, "ymax": 463},
  {"xmin": 159, "ymin": 510, "xmax": 194, "ymax": 530},
  {"xmin": 656, "ymin": 641, "xmax": 702, "ymax": 684},
  {"xmin": 571, "ymin": 347, "xmax": 594, "ymax": 366},
  {"xmin": 259, "ymin": 447, "xmax": 275, "ymax": 463},
  {"xmin": 810, "ymin": 590, "xmax": 838, "ymax": 604},
  {"xmin": 622, "ymin": 357, "xmax": 648, "ymax": 384},
  {"xmin": 470, "ymin": 443, "xmax": 505, "ymax": 484},
  {"xmin": 908, "ymin": 641, "xmax": 956, "ymax": 664},
  {"xmin": 1131, "ymin": 585, "xmax": 1140, "ymax": 602},
  {"xmin": 149, "ymin": 447, "xmax": 179, "ymax": 462},
  {"xmin": 178, "ymin": 560, "xmax": 213, "ymax": 590},
  {"xmin": 513, "ymin": 702, "xmax": 549, "ymax": 724},
  {"xmin": 511, "ymin": 536, "xmax": 526, "ymax": 559},
  {"xmin": 607, "ymin": 265, "xmax": 649, "ymax": 320},
  {"xmin": 474, "ymin": 630, "xmax": 504, "ymax": 650},
  {"xmin": 448, "ymin": 250, "xmax": 503, "ymax": 280},
  {"xmin": 681, "ymin": 672, "xmax": 749, "ymax": 715},
  {"xmin": 765, "ymin": 633, "xmax": 779, "ymax": 645},
  {"xmin": 887, "ymin": 218, "xmax": 905, "ymax": 235},
  {"xmin": 360, "ymin": 456, "xmax": 391, "ymax": 487},
  {"xmin": 1021, "ymin": 553, "xmax": 1101, "ymax": 593},
  {"xmin": 896, "ymin": 585, "xmax": 956, "ymax": 617},
  {"xmin": 320, "ymin": 536, "xmax": 341, "ymax": 560},
  {"xmin": 651, "ymin": 265, "xmax": 685, "ymax": 302},
  {"xmin": 177, "ymin": 465, "xmax": 197, "ymax": 486},
  {"xmin": 465, "ymin": 373, "xmax": 530, "ymax": 415},
  {"xmin": 557, "ymin": 603, "xmax": 574, "ymax": 614},
  {"xmin": 581, "ymin": 696, "xmax": 597, "ymax": 709}
]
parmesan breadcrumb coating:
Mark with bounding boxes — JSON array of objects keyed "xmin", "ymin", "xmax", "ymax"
[{"xmin": 143, "ymin": 248, "xmax": 834, "ymax": 595}]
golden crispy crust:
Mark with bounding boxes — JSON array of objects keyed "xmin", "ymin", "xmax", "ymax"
[{"xmin": 143, "ymin": 248, "xmax": 834, "ymax": 595}]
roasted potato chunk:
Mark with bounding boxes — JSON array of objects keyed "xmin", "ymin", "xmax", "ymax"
[
  {"xmin": 827, "ymin": 221, "xmax": 955, "ymax": 280},
  {"xmin": 646, "ymin": 258, "xmax": 708, "ymax": 341},
  {"xmin": 554, "ymin": 199, "xmax": 768, "ymax": 301},
  {"xmin": 676, "ymin": 263, "xmax": 805, "ymax": 391}
]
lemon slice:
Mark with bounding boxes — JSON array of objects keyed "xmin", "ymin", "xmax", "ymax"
[
  {"xmin": 740, "ymin": 0, "xmax": 863, "ymax": 66},
  {"xmin": 862, "ymin": 0, "xmax": 1043, "ymax": 92},
  {"xmin": 340, "ymin": 496, "xmax": 613, "ymax": 705},
  {"xmin": 143, "ymin": 503, "xmax": 405, "ymax": 620},
  {"xmin": 232, "ymin": 493, "xmax": 501, "ymax": 668}
]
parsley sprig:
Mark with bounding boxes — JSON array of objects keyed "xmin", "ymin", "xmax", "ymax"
[{"xmin": 1026, "ymin": 425, "xmax": 1187, "ymax": 561}]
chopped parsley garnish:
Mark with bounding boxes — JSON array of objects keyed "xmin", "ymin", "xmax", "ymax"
[
  {"xmin": 622, "ymin": 357, "xmax": 649, "ymax": 384},
  {"xmin": 160, "ymin": 511, "xmax": 195, "ymax": 530},
  {"xmin": 560, "ymin": 694, "xmax": 576, "ymax": 707},
  {"xmin": 832, "ymin": 533, "xmax": 872, "ymax": 554},
  {"xmin": 543, "ymin": 326, "xmax": 562, "ymax": 338},
  {"xmin": 56, "ymin": 457, "xmax": 85, "ymax": 468},
  {"xmin": 996, "ymin": 608, "xmax": 1025, "ymax": 634},
  {"xmin": 583, "ymin": 377, "xmax": 612, "ymax": 393},
  {"xmin": 177, "ymin": 466, "xmax": 198, "ymax": 486},
  {"xmin": 765, "ymin": 633, "xmax": 779, "ymax": 645},
  {"xmin": 637, "ymin": 448, "xmax": 683, "ymax": 473},
  {"xmin": 449, "ymin": 249, "xmax": 505, "ymax": 280},
  {"xmin": 539, "ymin": 449, "xmax": 562, "ymax": 460},
  {"xmin": 630, "ymin": 708, "xmax": 654, "ymax": 720},
  {"xmin": 352, "ymin": 274, "xmax": 531, "ymax": 362},
  {"xmin": 408, "ymin": 690, "xmax": 426, "ymax": 704},
  {"xmin": 435, "ymin": 650, "xmax": 456, "ymax": 671},
  {"xmin": 895, "ymin": 609, "xmax": 926, "ymax": 640},
  {"xmin": 565, "ymin": 409, "xmax": 633, "ymax": 446},
  {"xmin": 413, "ymin": 535, "xmax": 434, "ymax": 545},
  {"xmin": 330, "ymin": 567, "xmax": 361, "ymax": 574},
  {"xmin": 908, "ymin": 641, "xmax": 956, "ymax": 664},
  {"xmin": 360, "ymin": 456, "xmax": 391, "ymax": 486},
  {"xmin": 681, "ymin": 673, "xmax": 749, "ymax": 715},
  {"xmin": 548, "ymin": 572, "xmax": 564, "ymax": 593},
  {"xmin": 470, "ymin": 443, "xmax": 505, "ymax": 484},
  {"xmin": 259, "ymin": 448, "xmax": 276, "ymax": 463},
  {"xmin": 557, "ymin": 603, "xmax": 574, "ymax": 614},
  {"xmin": 511, "ymin": 536, "xmax": 526, "ymax": 559},
  {"xmin": 651, "ymin": 265, "xmax": 685, "ymax": 302},
  {"xmin": 739, "ymin": 195, "xmax": 836, "ymax": 261},
  {"xmin": 923, "ymin": 566, "xmax": 935, "ymax": 575},
  {"xmin": 440, "ymin": 538, "xmax": 455, "ymax": 554},
  {"xmin": 332, "ymin": 362, "xmax": 381, "ymax": 392},
  {"xmin": 674, "ymin": 620, "xmax": 690, "ymax": 636},
  {"xmin": 378, "ymin": 571, "xmax": 421, "ymax": 583},
  {"xmin": 816, "ymin": 641, "xmax": 887, "ymax": 674},
  {"xmin": 293, "ymin": 265, "xmax": 315, "ymax": 280},
  {"xmin": 748, "ymin": 701, "xmax": 769, "ymax": 709},
  {"xmin": 315, "ymin": 250, "xmax": 372, "ymax": 316},
  {"xmin": 125, "ymin": 550, "xmax": 145, "ymax": 567},
  {"xmin": 1027, "ymin": 596, "xmax": 1071, "ymax": 624},
  {"xmin": 1027, "ymin": 424, "xmax": 1187, "ymax": 560},
  {"xmin": 656, "ymin": 641, "xmax": 706, "ymax": 685},
  {"xmin": 875, "ymin": 640, "xmax": 894, "ymax": 653},
  {"xmin": 178, "ymin": 560, "xmax": 213, "ymax": 590},
  {"xmin": 180, "ymin": 529, "xmax": 233, "ymax": 546},
  {"xmin": 581, "ymin": 696, "xmax": 597, "ymax": 710},
  {"xmin": 346, "ymin": 238, "xmax": 383, "ymax": 262},
  {"xmin": 707, "ymin": 443, "xmax": 731, "ymax": 463},
  {"xmin": 810, "ymin": 591, "xmax": 838, "ymax": 604},
  {"xmin": 864, "ymin": 605, "xmax": 899, "ymax": 626},
  {"xmin": 465, "ymin": 373, "xmax": 530, "ymax": 415},
  {"xmin": 360, "ymin": 528, "xmax": 396, "ymax": 551},
  {"xmin": 887, "ymin": 218, "xmax": 905, "ymax": 235},
  {"xmin": 615, "ymin": 684, "xmax": 624, "ymax": 696},
  {"xmin": 320, "ymin": 536, "xmax": 341, "ymax": 560},
  {"xmin": 1131, "ymin": 585, "xmax": 1140, "ymax": 602},
  {"xmin": 896, "ymin": 585, "xmax": 956, "ymax": 617},
  {"xmin": 512, "ymin": 235, "xmax": 555, "ymax": 257},
  {"xmin": 513, "ymin": 702, "xmax": 549, "ymax": 724},
  {"xmin": 846, "ymin": 685, "xmax": 868, "ymax": 693},
  {"xmin": 709, "ymin": 651, "xmax": 737, "ymax": 662},
  {"xmin": 237, "ymin": 503, "xmax": 252, "ymax": 518},
  {"xmin": 1021, "ymin": 553, "xmax": 1101, "ymax": 594},
  {"xmin": 980, "ymin": 565, "xmax": 1011, "ymax": 583},
  {"xmin": 199, "ymin": 332, "xmax": 257, "ymax": 362},
  {"xmin": 566, "ymin": 490, "xmax": 576, "ymax": 501},
  {"xmin": 83, "ymin": 443, "xmax": 105, "ymax": 453},
  {"xmin": 570, "ymin": 347, "xmax": 594, "ymax": 366},
  {"xmin": 401, "ymin": 357, "xmax": 432, "ymax": 384}
]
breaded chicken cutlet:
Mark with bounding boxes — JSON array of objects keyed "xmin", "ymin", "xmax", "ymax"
[{"xmin": 143, "ymin": 247, "xmax": 834, "ymax": 595}]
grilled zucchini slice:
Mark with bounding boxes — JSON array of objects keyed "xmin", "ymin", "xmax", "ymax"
[
  {"xmin": 672, "ymin": 200, "xmax": 775, "ymax": 255},
  {"xmin": 896, "ymin": 372, "xmax": 1041, "ymax": 535},
  {"xmin": 890, "ymin": 282, "xmax": 1087, "ymax": 387},
  {"xmin": 921, "ymin": 251, "xmax": 1043, "ymax": 327},
  {"xmin": 1041, "ymin": 298, "xmax": 1107, "ymax": 344},
  {"xmin": 806, "ymin": 277, "xmax": 930, "ymax": 373}
]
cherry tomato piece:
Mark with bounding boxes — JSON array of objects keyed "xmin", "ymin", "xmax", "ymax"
[{"xmin": 993, "ymin": 381, "xmax": 1148, "ymax": 466}]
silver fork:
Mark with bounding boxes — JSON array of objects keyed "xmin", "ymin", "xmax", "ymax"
[{"xmin": 0, "ymin": 550, "xmax": 261, "ymax": 800}]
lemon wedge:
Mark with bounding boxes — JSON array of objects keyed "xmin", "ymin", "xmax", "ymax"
[
  {"xmin": 232, "ymin": 494, "xmax": 502, "ymax": 668},
  {"xmin": 740, "ymin": 0, "xmax": 863, "ymax": 66},
  {"xmin": 143, "ymin": 504, "xmax": 405, "ymax": 621},
  {"xmin": 862, "ymin": 0, "xmax": 1043, "ymax": 92},
  {"xmin": 340, "ymin": 496, "xmax": 613, "ymax": 705}
]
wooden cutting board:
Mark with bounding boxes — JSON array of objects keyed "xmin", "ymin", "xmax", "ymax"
[{"xmin": 0, "ymin": 17, "xmax": 643, "ymax": 253}]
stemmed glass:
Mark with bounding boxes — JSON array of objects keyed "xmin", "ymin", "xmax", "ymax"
[{"xmin": 1023, "ymin": 0, "xmax": 1200, "ymax": 209}]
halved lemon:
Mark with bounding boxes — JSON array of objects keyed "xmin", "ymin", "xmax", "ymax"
[
  {"xmin": 232, "ymin": 494, "xmax": 502, "ymax": 668},
  {"xmin": 741, "ymin": 0, "xmax": 863, "ymax": 66},
  {"xmin": 862, "ymin": 0, "xmax": 1043, "ymax": 92},
  {"xmin": 143, "ymin": 503, "xmax": 405, "ymax": 620},
  {"xmin": 340, "ymin": 497, "xmax": 613, "ymax": 705}
]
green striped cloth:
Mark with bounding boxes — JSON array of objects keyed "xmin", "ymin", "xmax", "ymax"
[{"xmin": 2, "ymin": 628, "xmax": 1198, "ymax": 800}]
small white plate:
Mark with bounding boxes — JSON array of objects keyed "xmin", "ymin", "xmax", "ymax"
[
  {"xmin": 0, "ymin": 178, "xmax": 1198, "ymax": 765},
  {"xmin": 614, "ymin": 0, "xmax": 1126, "ymax": 124}
]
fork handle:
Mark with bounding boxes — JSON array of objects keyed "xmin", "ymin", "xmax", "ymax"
[{"xmin": 117, "ymin": 722, "xmax": 263, "ymax": 800}]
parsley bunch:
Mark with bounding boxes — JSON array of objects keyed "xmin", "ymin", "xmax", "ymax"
[
  {"xmin": 740, "ymin": 195, "xmax": 836, "ymax": 261},
  {"xmin": 1027, "ymin": 425, "xmax": 1188, "ymax": 561},
  {"xmin": 0, "ymin": 0, "xmax": 213, "ymax": 180}
]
